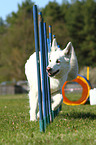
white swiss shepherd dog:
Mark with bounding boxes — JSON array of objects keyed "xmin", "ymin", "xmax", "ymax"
[{"xmin": 25, "ymin": 38, "xmax": 78, "ymax": 121}]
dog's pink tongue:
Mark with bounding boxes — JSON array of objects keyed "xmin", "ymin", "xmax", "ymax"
[{"xmin": 48, "ymin": 73, "xmax": 51, "ymax": 76}]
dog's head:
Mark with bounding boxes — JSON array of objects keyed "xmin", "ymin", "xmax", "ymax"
[{"xmin": 46, "ymin": 39, "xmax": 72, "ymax": 78}]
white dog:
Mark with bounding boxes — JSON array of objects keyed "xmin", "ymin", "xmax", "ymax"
[{"xmin": 25, "ymin": 38, "xmax": 78, "ymax": 121}]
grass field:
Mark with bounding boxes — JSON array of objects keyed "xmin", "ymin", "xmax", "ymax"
[{"xmin": 0, "ymin": 94, "xmax": 96, "ymax": 145}]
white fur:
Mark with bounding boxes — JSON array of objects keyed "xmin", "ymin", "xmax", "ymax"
[{"xmin": 25, "ymin": 39, "xmax": 78, "ymax": 121}]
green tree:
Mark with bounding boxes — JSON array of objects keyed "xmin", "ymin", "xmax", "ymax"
[
  {"xmin": 0, "ymin": 17, "xmax": 4, "ymax": 26},
  {"xmin": 42, "ymin": 1, "xmax": 62, "ymax": 23},
  {"xmin": 80, "ymin": 0, "xmax": 96, "ymax": 66},
  {"xmin": 0, "ymin": 0, "xmax": 35, "ymax": 82},
  {"xmin": 42, "ymin": 1, "xmax": 70, "ymax": 48},
  {"xmin": 0, "ymin": 0, "xmax": 96, "ymax": 82},
  {"xmin": 64, "ymin": 1, "xmax": 84, "ymax": 52}
]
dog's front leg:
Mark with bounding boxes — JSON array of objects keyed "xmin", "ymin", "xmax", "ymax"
[{"xmin": 51, "ymin": 90, "xmax": 63, "ymax": 111}]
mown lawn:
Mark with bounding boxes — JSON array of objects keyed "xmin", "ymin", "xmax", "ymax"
[{"xmin": 0, "ymin": 94, "xmax": 96, "ymax": 145}]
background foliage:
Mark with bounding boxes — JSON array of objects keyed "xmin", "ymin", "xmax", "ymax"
[{"xmin": 0, "ymin": 0, "xmax": 96, "ymax": 82}]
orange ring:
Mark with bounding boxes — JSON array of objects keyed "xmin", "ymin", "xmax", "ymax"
[{"xmin": 62, "ymin": 75, "xmax": 91, "ymax": 105}]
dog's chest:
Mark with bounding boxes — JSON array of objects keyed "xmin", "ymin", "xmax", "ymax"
[{"xmin": 50, "ymin": 77, "xmax": 64, "ymax": 93}]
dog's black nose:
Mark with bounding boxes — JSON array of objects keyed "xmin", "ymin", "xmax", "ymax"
[{"xmin": 46, "ymin": 67, "xmax": 52, "ymax": 72}]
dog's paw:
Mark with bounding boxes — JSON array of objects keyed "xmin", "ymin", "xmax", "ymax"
[
  {"xmin": 37, "ymin": 111, "xmax": 39, "ymax": 119},
  {"xmin": 30, "ymin": 118, "xmax": 37, "ymax": 121},
  {"xmin": 30, "ymin": 114, "xmax": 37, "ymax": 121}
]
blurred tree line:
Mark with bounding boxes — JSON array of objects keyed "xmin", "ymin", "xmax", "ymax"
[{"xmin": 0, "ymin": 0, "xmax": 96, "ymax": 82}]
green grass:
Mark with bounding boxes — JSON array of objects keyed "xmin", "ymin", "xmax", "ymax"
[
  {"xmin": 65, "ymin": 92, "xmax": 82, "ymax": 101},
  {"xmin": 0, "ymin": 94, "xmax": 96, "ymax": 145}
]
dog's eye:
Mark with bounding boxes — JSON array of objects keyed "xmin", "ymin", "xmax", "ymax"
[
  {"xmin": 56, "ymin": 59, "xmax": 60, "ymax": 64},
  {"xmin": 49, "ymin": 60, "xmax": 51, "ymax": 62}
]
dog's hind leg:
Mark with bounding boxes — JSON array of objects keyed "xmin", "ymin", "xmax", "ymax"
[{"xmin": 29, "ymin": 89, "xmax": 38, "ymax": 121}]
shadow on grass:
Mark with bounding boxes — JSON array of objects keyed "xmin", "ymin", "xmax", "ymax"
[{"xmin": 60, "ymin": 112, "xmax": 96, "ymax": 120}]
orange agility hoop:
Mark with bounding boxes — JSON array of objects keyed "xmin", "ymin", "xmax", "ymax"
[{"xmin": 62, "ymin": 74, "xmax": 91, "ymax": 105}]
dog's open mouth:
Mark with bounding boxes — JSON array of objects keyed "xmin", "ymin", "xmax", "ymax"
[{"xmin": 48, "ymin": 70, "xmax": 59, "ymax": 77}]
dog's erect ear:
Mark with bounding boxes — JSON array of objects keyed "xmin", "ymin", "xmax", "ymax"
[
  {"xmin": 63, "ymin": 42, "xmax": 72, "ymax": 56},
  {"xmin": 51, "ymin": 38, "xmax": 58, "ymax": 51}
]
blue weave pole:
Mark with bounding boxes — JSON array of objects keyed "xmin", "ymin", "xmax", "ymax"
[
  {"xmin": 47, "ymin": 38, "xmax": 51, "ymax": 53},
  {"xmin": 33, "ymin": 5, "xmax": 43, "ymax": 132},
  {"xmin": 49, "ymin": 25, "xmax": 52, "ymax": 47},
  {"xmin": 38, "ymin": 12, "xmax": 47, "ymax": 131},
  {"xmin": 53, "ymin": 34, "xmax": 56, "ymax": 39},
  {"xmin": 42, "ymin": 22, "xmax": 50, "ymax": 125},
  {"xmin": 43, "ymin": 22, "xmax": 52, "ymax": 123},
  {"xmin": 33, "ymin": 5, "xmax": 62, "ymax": 132},
  {"xmin": 43, "ymin": 22, "xmax": 49, "ymax": 124}
]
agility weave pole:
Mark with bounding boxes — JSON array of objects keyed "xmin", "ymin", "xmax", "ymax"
[{"xmin": 33, "ymin": 5, "xmax": 62, "ymax": 132}]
